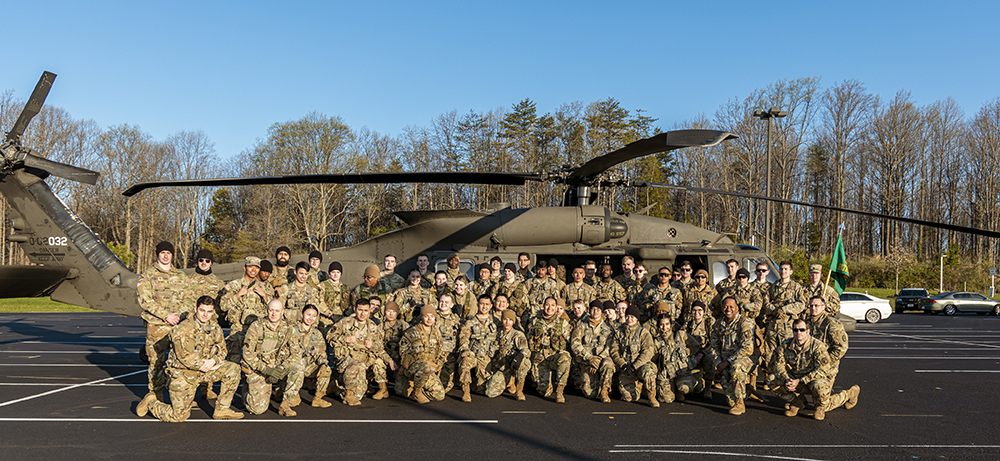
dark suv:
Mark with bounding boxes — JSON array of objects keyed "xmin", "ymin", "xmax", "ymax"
[{"xmin": 895, "ymin": 288, "xmax": 929, "ymax": 313}]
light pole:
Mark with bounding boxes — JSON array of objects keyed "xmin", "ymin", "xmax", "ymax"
[{"xmin": 752, "ymin": 108, "xmax": 787, "ymax": 254}]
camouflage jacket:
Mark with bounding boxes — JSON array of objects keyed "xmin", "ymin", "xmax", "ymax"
[
  {"xmin": 221, "ymin": 276, "xmax": 271, "ymax": 331},
  {"xmin": 492, "ymin": 279, "xmax": 529, "ymax": 318},
  {"xmin": 613, "ymin": 274, "xmax": 637, "ymax": 292},
  {"xmin": 137, "ymin": 264, "xmax": 190, "ymax": 324},
  {"xmin": 715, "ymin": 277, "xmax": 737, "ymax": 295},
  {"xmin": 495, "ymin": 327, "xmax": 530, "ymax": 370},
  {"xmin": 809, "ymin": 313, "xmax": 849, "ymax": 363},
  {"xmin": 654, "ymin": 330, "xmax": 692, "ymax": 378},
  {"xmin": 594, "ymin": 279, "xmax": 627, "ymax": 304},
  {"xmin": 242, "ymin": 318, "xmax": 300, "ymax": 373},
  {"xmin": 527, "ymin": 315, "xmax": 572, "ymax": 357},
  {"xmin": 458, "ymin": 315, "xmax": 499, "ymax": 358},
  {"xmin": 400, "ymin": 324, "xmax": 445, "ymax": 369},
  {"xmin": 570, "ymin": 317, "xmax": 614, "ymax": 362},
  {"xmin": 804, "ymin": 283, "xmax": 841, "ymax": 315},
  {"xmin": 380, "ymin": 272, "xmax": 406, "ymax": 292},
  {"xmin": 684, "ymin": 315, "xmax": 716, "ymax": 357},
  {"xmin": 278, "ymin": 282, "xmax": 325, "ymax": 324},
  {"xmin": 298, "ymin": 322, "xmax": 328, "ymax": 367},
  {"xmin": 269, "ymin": 266, "xmax": 293, "ymax": 290},
  {"xmin": 626, "ymin": 282, "xmax": 651, "ymax": 310},
  {"xmin": 610, "ymin": 323, "xmax": 655, "ymax": 370},
  {"xmin": 771, "ymin": 337, "xmax": 833, "ymax": 384},
  {"xmin": 419, "ymin": 271, "xmax": 435, "ymax": 289},
  {"xmin": 320, "ymin": 280, "xmax": 350, "ymax": 321},
  {"xmin": 561, "ymin": 282, "xmax": 597, "ymax": 308},
  {"xmin": 684, "ymin": 284, "xmax": 717, "ymax": 319},
  {"xmin": 714, "ymin": 283, "xmax": 763, "ymax": 320},
  {"xmin": 186, "ymin": 272, "xmax": 224, "ymax": 306},
  {"xmin": 436, "ymin": 311, "xmax": 463, "ymax": 354},
  {"xmin": 765, "ymin": 280, "xmax": 807, "ymax": 323},
  {"xmin": 711, "ymin": 314, "xmax": 754, "ymax": 366},
  {"xmin": 445, "ymin": 267, "xmax": 464, "ymax": 289},
  {"xmin": 390, "ymin": 285, "xmax": 434, "ymax": 322},
  {"xmin": 524, "ymin": 277, "xmax": 560, "ymax": 314},
  {"xmin": 452, "ymin": 290, "xmax": 478, "ymax": 319},
  {"xmin": 166, "ymin": 316, "xmax": 226, "ymax": 372},
  {"xmin": 379, "ymin": 319, "xmax": 407, "ymax": 364},
  {"xmin": 351, "ymin": 280, "xmax": 393, "ymax": 308},
  {"xmin": 640, "ymin": 284, "xmax": 682, "ymax": 322},
  {"xmin": 307, "ymin": 267, "xmax": 329, "ymax": 285},
  {"xmin": 326, "ymin": 315, "xmax": 385, "ymax": 364},
  {"xmin": 471, "ymin": 279, "xmax": 494, "ymax": 298}
]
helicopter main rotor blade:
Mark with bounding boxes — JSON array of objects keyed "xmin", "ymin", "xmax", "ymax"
[
  {"xmin": 5, "ymin": 72, "xmax": 56, "ymax": 144},
  {"xmin": 568, "ymin": 130, "xmax": 736, "ymax": 183},
  {"xmin": 20, "ymin": 152, "xmax": 100, "ymax": 185},
  {"xmin": 637, "ymin": 180, "xmax": 1000, "ymax": 239},
  {"xmin": 123, "ymin": 171, "xmax": 542, "ymax": 197}
]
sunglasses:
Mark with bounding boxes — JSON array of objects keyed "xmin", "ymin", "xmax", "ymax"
[
  {"xmin": 694, "ymin": 275, "xmax": 706, "ymax": 279},
  {"xmin": 658, "ymin": 273, "xmax": 670, "ymax": 277},
  {"xmin": 198, "ymin": 259, "xmax": 212, "ymax": 263},
  {"xmin": 681, "ymin": 268, "xmax": 692, "ymax": 272},
  {"xmin": 792, "ymin": 328, "xmax": 808, "ymax": 332},
  {"xmin": 756, "ymin": 269, "xmax": 768, "ymax": 272},
  {"xmin": 737, "ymin": 275, "xmax": 748, "ymax": 279}
]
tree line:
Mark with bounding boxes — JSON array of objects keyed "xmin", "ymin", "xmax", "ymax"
[{"xmin": 2, "ymin": 78, "xmax": 999, "ymax": 278}]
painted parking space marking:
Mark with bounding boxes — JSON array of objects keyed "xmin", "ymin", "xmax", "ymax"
[{"xmin": 0, "ymin": 370, "xmax": 145, "ymax": 408}]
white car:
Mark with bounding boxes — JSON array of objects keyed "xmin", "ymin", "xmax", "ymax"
[{"xmin": 839, "ymin": 292, "xmax": 892, "ymax": 323}]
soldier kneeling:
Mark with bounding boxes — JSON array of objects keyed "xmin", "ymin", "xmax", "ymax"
[
  {"xmin": 653, "ymin": 314, "xmax": 698, "ymax": 404},
  {"xmin": 399, "ymin": 305, "xmax": 448, "ymax": 403},
  {"xmin": 242, "ymin": 299, "xmax": 305, "ymax": 417},
  {"xmin": 137, "ymin": 296, "xmax": 243, "ymax": 421}
]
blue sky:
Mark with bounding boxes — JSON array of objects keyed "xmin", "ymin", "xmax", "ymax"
[{"xmin": 3, "ymin": 1, "xmax": 998, "ymax": 159}]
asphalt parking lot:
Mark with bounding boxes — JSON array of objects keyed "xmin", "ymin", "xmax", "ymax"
[{"xmin": 1, "ymin": 311, "xmax": 999, "ymax": 460}]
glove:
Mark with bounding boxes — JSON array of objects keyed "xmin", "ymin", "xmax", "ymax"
[
  {"xmin": 623, "ymin": 364, "xmax": 636, "ymax": 376},
  {"xmin": 588, "ymin": 356, "xmax": 602, "ymax": 371},
  {"xmin": 263, "ymin": 366, "xmax": 287, "ymax": 384}
]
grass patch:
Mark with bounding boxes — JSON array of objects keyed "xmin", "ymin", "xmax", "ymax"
[{"xmin": 0, "ymin": 297, "xmax": 97, "ymax": 313}]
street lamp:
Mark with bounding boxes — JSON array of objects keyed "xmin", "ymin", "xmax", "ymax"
[{"xmin": 752, "ymin": 107, "xmax": 787, "ymax": 255}]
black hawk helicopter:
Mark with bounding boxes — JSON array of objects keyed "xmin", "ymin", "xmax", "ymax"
[{"xmin": 4, "ymin": 72, "xmax": 997, "ymax": 328}]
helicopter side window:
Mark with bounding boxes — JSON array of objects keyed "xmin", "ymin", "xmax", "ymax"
[{"xmin": 711, "ymin": 261, "xmax": 728, "ymax": 286}]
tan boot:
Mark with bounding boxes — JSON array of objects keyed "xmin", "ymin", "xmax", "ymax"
[
  {"xmin": 647, "ymin": 387, "xmax": 659, "ymax": 408},
  {"xmin": 372, "ymin": 382, "xmax": 389, "ymax": 400},
  {"xmin": 136, "ymin": 392, "xmax": 157, "ymax": 417},
  {"xmin": 554, "ymin": 385, "xmax": 566, "ymax": 403},
  {"xmin": 813, "ymin": 405, "xmax": 826, "ymax": 421},
  {"xmin": 515, "ymin": 380, "xmax": 526, "ymax": 401},
  {"xmin": 785, "ymin": 396, "xmax": 805, "ymax": 417},
  {"xmin": 412, "ymin": 388, "xmax": 430, "ymax": 404},
  {"xmin": 278, "ymin": 400, "xmax": 297, "ymax": 417},
  {"xmin": 845, "ymin": 385, "xmax": 861, "ymax": 410},
  {"xmin": 200, "ymin": 383, "xmax": 218, "ymax": 400},
  {"xmin": 599, "ymin": 386, "xmax": 611, "ymax": 403},
  {"xmin": 461, "ymin": 383, "xmax": 472, "ymax": 403},
  {"xmin": 287, "ymin": 394, "xmax": 301, "ymax": 408},
  {"xmin": 507, "ymin": 377, "xmax": 517, "ymax": 394},
  {"xmin": 343, "ymin": 391, "xmax": 361, "ymax": 406},
  {"xmin": 213, "ymin": 406, "xmax": 244, "ymax": 420},
  {"xmin": 729, "ymin": 398, "xmax": 745, "ymax": 416},
  {"xmin": 311, "ymin": 393, "xmax": 332, "ymax": 408}
]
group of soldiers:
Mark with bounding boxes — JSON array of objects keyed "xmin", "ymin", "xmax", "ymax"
[{"xmin": 134, "ymin": 244, "xmax": 860, "ymax": 422}]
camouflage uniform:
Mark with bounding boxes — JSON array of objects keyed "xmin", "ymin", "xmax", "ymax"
[
  {"xmin": 471, "ymin": 278, "xmax": 494, "ymax": 298},
  {"xmin": 715, "ymin": 277, "xmax": 737, "ymax": 297},
  {"xmin": 613, "ymin": 274, "xmax": 636, "ymax": 292},
  {"xmin": 457, "ymin": 315, "xmax": 499, "ymax": 393},
  {"xmin": 147, "ymin": 316, "xmax": 240, "ymax": 422},
  {"xmin": 399, "ymin": 324, "xmax": 447, "ymax": 401},
  {"xmin": 809, "ymin": 312, "xmax": 849, "ymax": 384},
  {"xmin": 763, "ymin": 280, "xmax": 807, "ymax": 366},
  {"xmin": 654, "ymin": 329, "xmax": 698, "ymax": 403},
  {"xmin": 320, "ymin": 280, "xmax": 351, "ymax": 323},
  {"xmin": 137, "ymin": 264, "xmax": 190, "ymax": 394},
  {"xmin": 390, "ymin": 285, "xmax": 434, "ymax": 323},
  {"xmin": 626, "ymin": 282, "xmax": 650, "ymax": 311},
  {"xmin": 270, "ymin": 266, "xmax": 292, "ymax": 291},
  {"xmin": 640, "ymin": 284, "xmax": 682, "ymax": 323},
  {"xmin": 351, "ymin": 280, "xmax": 393, "ymax": 309},
  {"xmin": 307, "ymin": 267, "xmax": 329, "ymax": 285},
  {"xmin": 485, "ymin": 326, "xmax": 531, "ymax": 398},
  {"xmin": 277, "ymin": 282, "xmax": 325, "ymax": 325},
  {"xmin": 381, "ymin": 272, "xmax": 406, "ymax": 292},
  {"xmin": 768, "ymin": 336, "xmax": 853, "ymax": 411},
  {"xmin": 430, "ymin": 285, "xmax": 453, "ymax": 306},
  {"xmin": 419, "ymin": 270, "xmax": 436, "ymax": 289},
  {"xmin": 524, "ymin": 276, "xmax": 560, "ymax": 318},
  {"xmin": 684, "ymin": 314, "xmax": 718, "ymax": 388},
  {"xmin": 570, "ymin": 317, "xmax": 615, "ymax": 399},
  {"xmin": 435, "ymin": 310, "xmax": 463, "ymax": 390},
  {"xmin": 805, "ymin": 283, "xmax": 841, "ymax": 315},
  {"xmin": 286, "ymin": 321, "xmax": 331, "ymax": 400},
  {"xmin": 715, "ymin": 284, "xmax": 763, "ymax": 321},
  {"xmin": 220, "ymin": 277, "xmax": 271, "ymax": 361},
  {"xmin": 594, "ymin": 279, "xmax": 627, "ymax": 304},
  {"xmin": 379, "ymin": 319, "xmax": 407, "ymax": 366},
  {"xmin": 451, "ymin": 290, "xmax": 478, "ymax": 319},
  {"xmin": 527, "ymin": 314, "xmax": 572, "ymax": 394},
  {"xmin": 445, "ymin": 267, "xmax": 464, "ymax": 289},
  {"xmin": 187, "ymin": 272, "xmax": 224, "ymax": 309},
  {"xmin": 242, "ymin": 318, "xmax": 303, "ymax": 415},
  {"xmin": 492, "ymin": 279, "xmax": 530, "ymax": 320},
  {"xmin": 610, "ymin": 323, "xmax": 657, "ymax": 402},
  {"xmin": 561, "ymin": 282, "xmax": 597, "ymax": 309},
  {"xmin": 684, "ymin": 284, "xmax": 717, "ymax": 322},
  {"xmin": 711, "ymin": 313, "xmax": 755, "ymax": 405},
  {"xmin": 326, "ymin": 314, "xmax": 387, "ymax": 403}
]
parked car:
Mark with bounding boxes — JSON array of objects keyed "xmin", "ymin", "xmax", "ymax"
[
  {"xmin": 919, "ymin": 291, "xmax": 1000, "ymax": 316},
  {"xmin": 840, "ymin": 291, "xmax": 893, "ymax": 323},
  {"xmin": 894, "ymin": 288, "xmax": 929, "ymax": 313}
]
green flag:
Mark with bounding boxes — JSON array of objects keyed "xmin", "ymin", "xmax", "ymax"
[{"xmin": 829, "ymin": 234, "xmax": 850, "ymax": 295}]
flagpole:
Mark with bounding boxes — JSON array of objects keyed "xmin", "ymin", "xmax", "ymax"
[{"xmin": 825, "ymin": 223, "xmax": 845, "ymax": 290}]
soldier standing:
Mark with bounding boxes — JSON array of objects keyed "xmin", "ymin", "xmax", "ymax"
[
  {"xmin": 611, "ymin": 304, "xmax": 659, "ymax": 407},
  {"xmin": 769, "ymin": 319, "xmax": 860, "ymax": 420},
  {"xmin": 561, "ymin": 266, "xmax": 597, "ymax": 308},
  {"xmin": 594, "ymin": 263, "xmax": 627, "ymax": 304},
  {"xmin": 352, "ymin": 264, "xmax": 393, "ymax": 307},
  {"xmin": 525, "ymin": 260, "xmax": 559, "ymax": 319},
  {"xmin": 685, "ymin": 269, "xmax": 717, "ymax": 321},
  {"xmin": 613, "ymin": 256, "xmax": 637, "ymax": 290},
  {"xmin": 326, "ymin": 299, "xmax": 389, "ymax": 405},
  {"xmin": 430, "ymin": 271, "xmax": 452, "ymax": 304},
  {"xmin": 527, "ymin": 297, "xmax": 573, "ymax": 403},
  {"xmin": 472, "ymin": 263, "xmax": 495, "ymax": 298},
  {"xmin": 763, "ymin": 261, "xmax": 807, "ymax": 368},
  {"xmin": 285, "ymin": 304, "xmax": 333, "ymax": 408},
  {"xmin": 457, "ymin": 294, "xmax": 500, "ymax": 402},
  {"xmin": 271, "ymin": 246, "xmax": 293, "ymax": 290},
  {"xmin": 711, "ymin": 297, "xmax": 755, "ymax": 415},
  {"xmin": 671, "ymin": 260, "xmax": 694, "ymax": 295},
  {"xmin": 452, "ymin": 276, "xmax": 477, "ymax": 319},
  {"xmin": 714, "ymin": 259, "xmax": 740, "ymax": 295},
  {"xmin": 380, "ymin": 254, "xmax": 406, "ymax": 291},
  {"xmin": 221, "ymin": 257, "xmax": 271, "ymax": 361},
  {"xmin": 492, "ymin": 263, "xmax": 530, "ymax": 322},
  {"xmin": 640, "ymin": 268, "xmax": 683, "ymax": 322},
  {"xmin": 391, "ymin": 269, "xmax": 433, "ymax": 322},
  {"xmin": 804, "ymin": 264, "xmax": 841, "ymax": 314},
  {"xmin": 242, "ymin": 299, "xmax": 303, "ymax": 417},
  {"xmin": 321, "ymin": 262, "xmax": 350, "ymax": 323},
  {"xmin": 416, "ymin": 253, "xmax": 435, "ymax": 288},
  {"xmin": 570, "ymin": 300, "xmax": 615, "ymax": 403},
  {"xmin": 137, "ymin": 296, "xmax": 243, "ymax": 421},
  {"xmin": 435, "ymin": 293, "xmax": 463, "ymax": 392},
  {"xmin": 137, "ymin": 241, "xmax": 189, "ymax": 402},
  {"xmin": 547, "ymin": 258, "xmax": 566, "ymax": 292},
  {"xmin": 185, "ymin": 248, "xmax": 224, "ymax": 400},
  {"xmin": 258, "ymin": 260, "xmax": 274, "ymax": 288},
  {"xmin": 444, "ymin": 253, "xmax": 464, "ymax": 288},
  {"xmin": 278, "ymin": 261, "xmax": 325, "ymax": 324},
  {"xmin": 307, "ymin": 250, "xmax": 328, "ymax": 285},
  {"xmin": 399, "ymin": 305, "xmax": 448, "ymax": 403},
  {"xmin": 489, "ymin": 256, "xmax": 504, "ymax": 283},
  {"xmin": 516, "ymin": 252, "xmax": 534, "ymax": 282}
]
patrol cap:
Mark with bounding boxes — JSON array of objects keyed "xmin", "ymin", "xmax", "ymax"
[
  {"xmin": 244, "ymin": 256, "xmax": 261, "ymax": 267},
  {"xmin": 736, "ymin": 268, "xmax": 751, "ymax": 279},
  {"xmin": 625, "ymin": 304, "xmax": 642, "ymax": 319},
  {"xmin": 504, "ymin": 262, "xmax": 517, "ymax": 273},
  {"xmin": 501, "ymin": 309, "xmax": 517, "ymax": 321},
  {"xmin": 329, "ymin": 261, "xmax": 343, "ymax": 273},
  {"xmin": 259, "ymin": 260, "xmax": 273, "ymax": 272},
  {"xmin": 155, "ymin": 241, "xmax": 174, "ymax": 255},
  {"xmin": 655, "ymin": 301, "xmax": 671, "ymax": 314},
  {"xmin": 196, "ymin": 249, "xmax": 213, "ymax": 262},
  {"xmin": 275, "ymin": 246, "xmax": 291, "ymax": 257},
  {"xmin": 809, "ymin": 264, "xmax": 822, "ymax": 274},
  {"xmin": 364, "ymin": 264, "xmax": 380, "ymax": 278},
  {"xmin": 420, "ymin": 305, "xmax": 437, "ymax": 317},
  {"xmin": 309, "ymin": 250, "xmax": 323, "ymax": 262},
  {"xmin": 384, "ymin": 301, "xmax": 399, "ymax": 314}
]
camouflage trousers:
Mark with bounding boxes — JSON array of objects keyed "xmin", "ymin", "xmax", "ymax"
[
  {"xmin": 457, "ymin": 351, "xmax": 491, "ymax": 391},
  {"xmin": 767, "ymin": 375, "xmax": 850, "ymax": 411},
  {"xmin": 484, "ymin": 355, "xmax": 531, "ymax": 398},
  {"xmin": 224, "ymin": 329, "xmax": 243, "ymax": 363},
  {"xmin": 149, "ymin": 362, "xmax": 241, "ymax": 422},
  {"xmin": 617, "ymin": 363, "xmax": 657, "ymax": 402},
  {"xmin": 531, "ymin": 351, "xmax": 571, "ymax": 393},
  {"xmin": 656, "ymin": 369, "xmax": 698, "ymax": 403},
  {"xmin": 404, "ymin": 361, "xmax": 446, "ymax": 401},
  {"xmin": 689, "ymin": 351, "xmax": 716, "ymax": 386},
  {"xmin": 244, "ymin": 361, "xmax": 305, "ymax": 415},
  {"xmin": 763, "ymin": 319, "xmax": 793, "ymax": 368},
  {"xmin": 287, "ymin": 359, "xmax": 332, "ymax": 398},
  {"xmin": 336, "ymin": 356, "xmax": 386, "ymax": 402},
  {"xmin": 144, "ymin": 323, "xmax": 172, "ymax": 393},
  {"xmin": 439, "ymin": 352, "xmax": 459, "ymax": 392},
  {"xmin": 570, "ymin": 357, "xmax": 615, "ymax": 399},
  {"xmin": 719, "ymin": 356, "xmax": 754, "ymax": 404}
]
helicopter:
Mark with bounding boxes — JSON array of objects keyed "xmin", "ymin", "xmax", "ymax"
[{"xmin": 5, "ymin": 71, "xmax": 998, "ymax": 326}]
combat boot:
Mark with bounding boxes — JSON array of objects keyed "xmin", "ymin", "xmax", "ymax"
[
  {"xmin": 372, "ymin": 382, "xmax": 389, "ymax": 400},
  {"xmin": 412, "ymin": 388, "xmax": 430, "ymax": 404},
  {"xmin": 213, "ymin": 406, "xmax": 244, "ymax": 420},
  {"xmin": 507, "ymin": 377, "xmax": 516, "ymax": 395},
  {"xmin": 647, "ymin": 387, "xmax": 659, "ymax": 408},
  {"xmin": 343, "ymin": 391, "xmax": 361, "ymax": 407},
  {"xmin": 747, "ymin": 374, "xmax": 765, "ymax": 402},
  {"xmin": 845, "ymin": 385, "xmax": 861, "ymax": 410},
  {"xmin": 515, "ymin": 380, "xmax": 526, "ymax": 401},
  {"xmin": 287, "ymin": 393, "xmax": 301, "ymax": 408},
  {"xmin": 702, "ymin": 388, "xmax": 713, "ymax": 400},
  {"xmin": 461, "ymin": 383, "xmax": 472, "ymax": 403},
  {"xmin": 311, "ymin": 393, "xmax": 332, "ymax": 408},
  {"xmin": 554, "ymin": 384, "xmax": 566, "ymax": 403},
  {"xmin": 728, "ymin": 398, "xmax": 745, "ymax": 416},
  {"xmin": 136, "ymin": 392, "xmax": 157, "ymax": 417},
  {"xmin": 599, "ymin": 386, "xmax": 611, "ymax": 403},
  {"xmin": 278, "ymin": 400, "xmax": 297, "ymax": 417},
  {"xmin": 200, "ymin": 383, "xmax": 218, "ymax": 400},
  {"xmin": 813, "ymin": 405, "xmax": 826, "ymax": 421},
  {"xmin": 785, "ymin": 396, "xmax": 806, "ymax": 417}
]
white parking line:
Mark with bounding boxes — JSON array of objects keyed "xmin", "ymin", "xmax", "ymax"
[
  {"xmin": 14, "ymin": 341, "xmax": 143, "ymax": 345},
  {"xmin": 0, "ymin": 370, "xmax": 145, "ymax": 408},
  {"xmin": 0, "ymin": 364, "xmax": 145, "ymax": 367},
  {"xmin": 0, "ymin": 351, "xmax": 135, "ymax": 354},
  {"xmin": 861, "ymin": 331, "xmax": 1000, "ymax": 349},
  {"xmin": 0, "ymin": 383, "xmax": 145, "ymax": 387},
  {"xmin": 610, "ymin": 449, "xmax": 821, "ymax": 460},
  {"xmin": 0, "ymin": 418, "xmax": 499, "ymax": 424},
  {"xmin": 614, "ymin": 444, "xmax": 1000, "ymax": 448},
  {"xmin": 845, "ymin": 356, "xmax": 1000, "ymax": 359},
  {"xmin": 915, "ymin": 370, "xmax": 1000, "ymax": 373}
]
